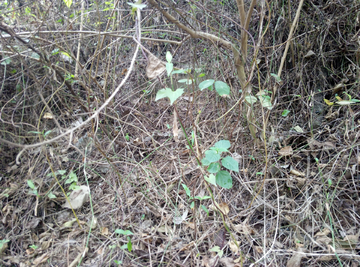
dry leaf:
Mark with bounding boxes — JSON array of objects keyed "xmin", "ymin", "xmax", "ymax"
[
  {"xmin": 286, "ymin": 248, "xmax": 306, "ymax": 267},
  {"xmin": 101, "ymin": 227, "xmax": 109, "ymax": 236},
  {"xmin": 146, "ymin": 53, "xmax": 166, "ymax": 79},
  {"xmin": 228, "ymin": 240, "xmax": 239, "ymax": 254},
  {"xmin": 63, "ymin": 185, "xmax": 90, "ymax": 209},
  {"xmin": 290, "ymin": 169, "xmax": 305, "ymax": 177},
  {"xmin": 218, "ymin": 202, "xmax": 230, "ymax": 215},
  {"xmin": 43, "ymin": 112, "xmax": 53, "ymax": 119},
  {"xmin": 33, "ymin": 253, "xmax": 49, "ymax": 266},
  {"xmin": 279, "ymin": 146, "xmax": 293, "ymax": 156},
  {"xmin": 219, "ymin": 257, "xmax": 237, "ymax": 267}
]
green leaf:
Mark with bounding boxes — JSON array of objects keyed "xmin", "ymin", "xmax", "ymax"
[
  {"xmin": 214, "ymin": 81, "xmax": 230, "ymax": 96},
  {"xmin": 65, "ymin": 171, "xmax": 78, "ymax": 184},
  {"xmin": 0, "ymin": 239, "xmax": 9, "ymax": 250},
  {"xmin": 282, "ymin": 109, "xmax": 290, "ymax": 117},
  {"xmin": 172, "ymin": 69, "xmax": 187, "ymax": 74},
  {"xmin": 115, "ymin": 229, "xmax": 134, "ymax": 235},
  {"xmin": 47, "ymin": 192, "xmax": 56, "ymax": 199},
  {"xmin": 195, "ymin": 196, "xmax": 211, "ymax": 201},
  {"xmin": 166, "ymin": 51, "xmax": 172, "ymax": 63},
  {"xmin": 127, "ymin": 238, "xmax": 132, "ymax": 252},
  {"xmin": 198, "ymin": 73, "xmax": 205, "ymax": 78},
  {"xmin": 155, "ymin": 88, "xmax": 184, "ymax": 105},
  {"xmin": 209, "ymin": 246, "xmax": 221, "ymax": 253},
  {"xmin": 27, "ymin": 180, "xmax": 36, "ymax": 190},
  {"xmin": 182, "ymin": 184, "xmax": 191, "ymax": 198},
  {"xmin": 214, "ymin": 140, "xmax": 231, "ymax": 150},
  {"xmin": 63, "ymin": 0, "xmax": 73, "ymax": 8},
  {"xmin": 127, "ymin": 2, "xmax": 146, "ymax": 9},
  {"xmin": 221, "ymin": 156, "xmax": 239, "ymax": 172},
  {"xmin": 204, "ymin": 150, "xmax": 220, "ymax": 163},
  {"xmin": 204, "ymin": 174, "xmax": 216, "ymax": 185},
  {"xmin": 201, "ymin": 157, "xmax": 211, "ymax": 166},
  {"xmin": 201, "ymin": 205, "xmax": 209, "ymax": 215},
  {"xmin": 44, "ymin": 130, "xmax": 52, "ymax": 137},
  {"xmin": 207, "ymin": 162, "xmax": 221, "ymax": 173},
  {"xmin": 1, "ymin": 58, "xmax": 11, "ymax": 65},
  {"xmin": 166, "ymin": 62, "xmax": 173, "ymax": 76},
  {"xmin": 199, "ymin": 79, "xmax": 215, "ymax": 91},
  {"xmin": 245, "ymin": 95, "xmax": 257, "ymax": 104},
  {"xmin": 270, "ymin": 73, "xmax": 282, "ymax": 82},
  {"xmin": 178, "ymin": 79, "xmax": 192, "ymax": 84},
  {"xmin": 259, "ymin": 95, "xmax": 273, "ymax": 110},
  {"xmin": 216, "ymin": 171, "xmax": 232, "ymax": 189}
]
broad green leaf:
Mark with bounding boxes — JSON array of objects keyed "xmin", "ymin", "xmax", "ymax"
[
  {"xmin": 209, "ymin": 246, "xmax": 221, "ymax": 253},
  {"xmin": 245, "ymin": 95, "xmax": 257, "ymax": 104},
  {"xmin": 204, "ymin": 150, "xmax": 220, "ymax": 163},
  {"xmin": 182, "ymin": 184, "xmax": 191, "ymax": 198},
  {"xmin": 47, "ymin": 192, "xmax": 56, "ymax": 199},
  {"xmin": 172, "ymin": 69, "xmax": 187, "ymax": 74},
  {"xmin": 221, "ymin": 156, "xmax": 239, "ymax": 172},
  {"xmin": 204, "ymin": 174, "xmax": 216, "ymax": 185},
  {"xmin": 259, "ymin": 95, "xmax": 273, "ymax": 110},
  {"xmin": 214, "ymin": 140, "xmax": 231, "ymax": 150},
  {"xmin": 31, "ymin": 53, "xmax": 40, "ymax": 59},
  {"xmin": 210, "ymin": 147, "xmax": 228, "ymax": 153},
  {"xmin": 178, "ymin": 79, "xmax": 192, "ymax": 84},
  {"xmin": 207, "ymin": 162, "xmax": 221, "ymax": 173},
  {"xmin": 201, "ymin": 157, "xmax": 211, "ymax": 166},
  {"xmin": 166, "ymin": 51, "xmax": 172, "ymax": 63},
  {"xmin": 214, "ymin": 81, "xmax": 230, "ymax": 96},
  {"xmin": 166, "ymin": 62, "xmax": 173, "ymax": 76},
  {"xmin": 63, "ymin": 0, "xmax": 72, "ymax": 8},
  {"xmin": 115, "ymin": 229, "xmax": 134, "ymax": 235},
  {"xmin": 27, "ymin": 180, "xmax": 36, "ymax": 190},
  {"xmin": 282, "ymin": 109, "xmax": 290, "ymax": 117},
  {"xmin": 155, "ymin": 88, "xmax": 184, "ymax": 105},
  {"xmin": 199, "ymin": 79, "xmax": 215, "ymax": 90},
  {"xmin": 216, "ymin": 171, "xmax": 232, "ymax": 189}
]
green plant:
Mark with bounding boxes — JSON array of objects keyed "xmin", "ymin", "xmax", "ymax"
[
  {"xmin": 209, "ymin": 245, "xmax": 223, "ymax": 258},
  {"xmin": 27, "ymin": 180, "xmax": 39, "ymax": 197},
  {"xmin": 201, "ymin": 140, "xmax": 239, "ymax": 189},
  {"xmin": 181, "ymin": 183, "xmax": 211, "ymax": 215},
  {"xmin": 28, "ymin": 130, "xmax": 52, "ymax": 139},
  {"xmin": 115, "ymin": 229, "xmax": 134, "ymax": 252},
  {"xmin": 29, "ymin": 244, "xmax": 38, "ymax": 250}
]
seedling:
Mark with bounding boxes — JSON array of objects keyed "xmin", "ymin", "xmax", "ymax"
[
  {"xmin": 201, "ymin": 140, "xmax": 239, "ymax": 189},
  {"xmin": 115, "ymin": 229, "xmax": 134, "ymax": 252},
  {"xmin": 181, "ymin": 183, "xmax": 211, "ymax": 215},
  {"xmin": 27, "ymin": 180, "xmax": 39, "ymax": 197}
]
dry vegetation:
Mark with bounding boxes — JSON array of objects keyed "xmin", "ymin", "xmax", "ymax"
[{"xmin": 0, "ymin": 0, "xmax": 360, "ymax": 266}]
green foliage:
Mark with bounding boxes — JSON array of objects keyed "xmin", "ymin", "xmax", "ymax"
[
  {"xmin": 63, "ymin": 0, "xmax": 73, "ymax": 8},
  {"xmin": 115, "ymin": 229, "xmax": 134, "ymax": 252},
  {"xmin": 182, "ymin": 183, "xmax": 210, "ymax": 212},
  {"xmin": 202, "ymin": 140, "xmax": 238, "ymax": 189},
  {"xmin": 155, "ymin": 51, "xmax": 184, "ymax": 105},
  {"xmin": 282, "ymin": 109, "xmax": 290, "ymax": 116},
  {"xmin": 199, "ymin": 79, "xmax": 230, "ymax": 96},
  {"xmin": 27, "ymin": 180, "xmax": 39, "ymax": 197}
]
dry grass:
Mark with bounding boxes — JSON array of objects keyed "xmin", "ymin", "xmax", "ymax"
[{"xmin": 0, "ymin": 0, "xmax": 360, "ymax": 266}]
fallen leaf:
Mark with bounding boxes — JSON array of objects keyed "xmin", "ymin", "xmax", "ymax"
[
  {"xmin": 101, "ymin": 227, "xmax": 109, "ymax": 236},
  {"xmin": 228, "ymin": 240, "xmax": 239, "ymax": 254},
  {"xmin": 146, "ymin": 53, "xmax": 166, "ymax": 79},
  {"xmin": 63, "ymin": 185, "xmax": 90, "ymax": 209},
  {"xmin": 286, "ymin": 248, "xmax": 306, "ymax": 267},
  {"xmin": 43, "ymin": 112, "xmax": 53, "ymax": 119},
  {"xmin": 218, "ymin": 202, "xmax": 230, "ymax": 215},
  {"xmin": 279, "ymin": 146, "xmax": 293, "ymax": 156},
  {"xmin": 33, "ymin": 253, "xmax": 49, "ymax": 265},
  {"xmin": 290, "ymin": 169, "xmax": 305, "ymax": 177}
]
